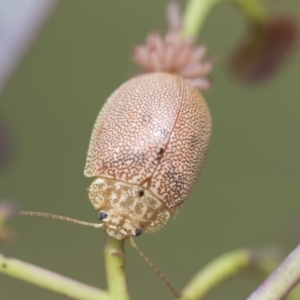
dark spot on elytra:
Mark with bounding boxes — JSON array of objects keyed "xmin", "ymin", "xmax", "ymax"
[
  {"xmin": 139, "ymin": 190, "xmax": 144, "ymax": 197},
  {"xmin": 155, "ymin": 148, "xmax": 164, "ymax": 161},
  {"xmin": 2, "ymin": 263, "xmax": 7, "ymax": 268},
  {"xmin": 158, "ymin": 148, "xmax": 164, "ymax": 155}
]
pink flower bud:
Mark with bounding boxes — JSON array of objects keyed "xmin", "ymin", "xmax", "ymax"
[{"xmin": 133, "ymin": 2, "xmax": 214, "ymax": 90}]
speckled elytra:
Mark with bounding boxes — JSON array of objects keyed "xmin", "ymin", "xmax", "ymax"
[{"xmin": 84, "ymin": 72, "xmax": 211, "ymax": 240}]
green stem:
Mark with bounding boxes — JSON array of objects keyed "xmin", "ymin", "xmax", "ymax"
[
  {"xmin": 183, "ymin": 0, "xmax": 222, "ymax": 38},
  {"xmin": 180, "ymin": 248, "xmax": 289, "ymax": 300},
  {"xmin": 181, "ymin": 249, "xmax": 252, "ymax": 300},
  {"xmin": 0, "ymin": 252, "xmax": 107, "ymax": 300},
  {"xmin": 182, "ymin": 0, "xmax": 267, "ymax": 38},
  {"xmin": 104, "ymin": 236, "xmax": 130, "ymax": 300},
  {"xmin": 234, "ymin": 0, "xmax": 267, "ymax": 26}
]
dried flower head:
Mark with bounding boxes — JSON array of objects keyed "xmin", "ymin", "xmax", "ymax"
[
  {"xmin": 229, "ymin": 14, "xmax": 298, "ymax": 83},
  {"xmin": 133, "ymin": 3, "xmax": 213, "ymax": 91}
]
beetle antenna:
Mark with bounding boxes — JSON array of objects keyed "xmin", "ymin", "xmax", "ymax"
[
  {"xmin": 129, "ymin": 237, "xmax": 179, "ymax": 299},
  {"xmin": 19, "ymin": 211, "xmax": 103, "ymax": 228}
]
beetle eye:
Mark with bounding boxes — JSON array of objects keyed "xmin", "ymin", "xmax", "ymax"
[
  {"xmin": 135, "ymin": 227, "xmax": 142, "ymax": 237},
  {"xmin": 98, "ymin": 211, "xmax": 108, "ymax": 220}
]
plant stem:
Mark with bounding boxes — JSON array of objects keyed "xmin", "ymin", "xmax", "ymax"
[
  {"xmin": 180, "ymin": 248, "xmax": 289, "ymax": 300},
  {"xmin": 104, "ymin": 235, "xmax": 130, "ymax": 300},
  {"xmin": 234, "ymin": 0, "xmax": 267, "ymax": 26},
  {"xmin": 182, "ymin": 0, "xmax": 267, "ymax": 38},
  {"xmin": 183, "ymin": 0, "xmax": 222, "ymax": 38},
  {"xmin": 0, "ymin": 252, "xmax": 107, "ymax": 300},
  {"xmin": 246, "ymin": 243, "xmax": 300, "ymax": 300}
]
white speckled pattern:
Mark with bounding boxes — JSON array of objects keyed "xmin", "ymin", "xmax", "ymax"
[{"xmin": 84, "ymin": 72, "xmax": 211, "ymax": 239}]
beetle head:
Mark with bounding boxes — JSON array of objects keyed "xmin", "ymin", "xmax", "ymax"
[{"xmin": 87, "ymin": 177, "xmax": 171, "ymax": 240}]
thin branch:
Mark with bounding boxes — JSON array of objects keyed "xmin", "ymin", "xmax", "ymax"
[
  {"xmin": 182, "ymin": 0, "xmax": 267, "ymax": 39},
  {"xmin": 247, "ymin": 243, "xmax": 300, "ymax": 300},
  {"xmin": 180, "ymin": 248, "xmax": 290, "ymax": 300},
  {"xmin": 181, "ymin": 249, "xmax": 252, "ymax": 300},
  {"xmin": 183, "ymin": 0, "xmax": 222, "ymax": 38},
  {"xmin": 0, "ymin": 252, "xmax": 107, "ymax": 300},
  {"xmin": 234, "ymin": 0, "xmax": 267, "ymax": 25}
]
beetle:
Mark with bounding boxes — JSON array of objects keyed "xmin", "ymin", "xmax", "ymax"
[{"xmin": 84, "ymin": 72, "xmax": 212, "ymax": 240}]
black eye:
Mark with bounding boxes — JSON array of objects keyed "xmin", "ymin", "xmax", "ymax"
[
  {"xmin": 135, "ymin": 227, "xmax": 142, "ymax": 237},
  {"xmin": 98, "ymin": 211, "xmax": 108, "ymax": 220}
]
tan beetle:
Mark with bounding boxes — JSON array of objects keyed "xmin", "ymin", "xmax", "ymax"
[
  {"xmin": 21, "ymin": 73, "xmax": 211, "ymax": 242},
  {"xmin": 84, "ymin": 72, "xmax": 211, "ymax": 240}
]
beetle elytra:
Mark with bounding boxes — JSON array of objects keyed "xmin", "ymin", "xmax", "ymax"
[{"xmin": 84, "ymin": 72, "xmax": 212, "ymax": 240}]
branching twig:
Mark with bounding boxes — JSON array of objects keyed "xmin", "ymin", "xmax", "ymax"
[
  {"xmin": 180, "ymin": 248, "xmax": 278, "ymax": 300},
  {"xmin": 0, "ymin": 252, "xmax": 107, "ymax": 300},
  {"xmin": 247, "ymin": 243, "xmax": 300, "ymax": 300},
  {"xmin": 181, "ymin": 249, "xmax": 256, "ymax": 300}
]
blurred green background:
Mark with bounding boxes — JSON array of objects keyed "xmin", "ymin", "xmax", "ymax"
[{"xmin": 1, "ymin": 1, "xmax": 300, "ymax": 299}]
